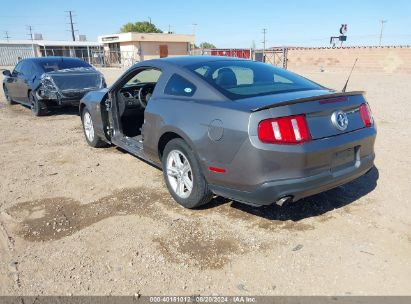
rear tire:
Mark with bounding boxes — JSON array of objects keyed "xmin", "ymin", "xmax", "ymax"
[
  {"xmin": 30, "ymin": 91, "xmax": 47, "ymax": 116},
  {"xmin": 162, "ymin": 138, "xmax": 212, "ymax": 209},
  {"xmin": 3, "ymin": 85, "xmax": 15, "ymax": 105},
  {"xmin": 81, "ymin": 107, "xmax": 107, "ymax": 148}
]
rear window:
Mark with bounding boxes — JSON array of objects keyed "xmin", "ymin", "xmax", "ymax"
[
  {"xmin": 38, "ymin": 59, "xmax": 92, "ymax": 72},
  {"xmin": 187, "ymin": 60, "xmax": 322, "ymax": 100}
]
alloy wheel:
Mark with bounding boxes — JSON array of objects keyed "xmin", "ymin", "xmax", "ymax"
[
  {"xmin": 166, "ymin": 150, "xmax": 193, "ymax": 199},
  {"xmin": 83, "ymin": 112, "xmax": 95, "ymax": 142}
]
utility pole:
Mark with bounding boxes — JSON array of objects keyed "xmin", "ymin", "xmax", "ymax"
[
  {"xmin": 192, "ymin": 23, "xmax": 197, "ymax": 36},
  {"xmin": 67, "ymin": 10, "xmax": 76, "ymax": 41},
  {"xmin": 26, "ymin": 25, "xmax": 33, "ymax": 40},
  {"xmin": 4, "ymin": 31, "xmax": 11, "ymax": 42},
  {"xmin": 262, "ymin": 28, "xmax": 267, "ymax": 62},
  {"xmin": 379, "ymin": 20, "xmax": 387, "ymax": 46},
  {"xmin": 191, "ymin": 23, "xmax": 197, "ymax": 55},
  {"xmin": 26, "ymin": 25, "xmax": 36, "ymax": 57}
]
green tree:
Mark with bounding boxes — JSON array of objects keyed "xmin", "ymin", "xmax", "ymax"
[
  {"xmin": 199, "ymin": 42, "xmax": 216, "ymax": 49},
  {"xmin": 120, "ymin": 21, "xmax": 163, "ymax": 33}
]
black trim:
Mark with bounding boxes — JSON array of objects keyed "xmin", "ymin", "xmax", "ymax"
[{"xmin": 251, "ymin": 91, "xmax": 365, "ymax": 112}]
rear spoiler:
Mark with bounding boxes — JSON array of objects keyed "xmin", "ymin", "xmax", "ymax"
[{"xmin": 251, "ymin": 91, "xmax": 365, "ymax": 112}]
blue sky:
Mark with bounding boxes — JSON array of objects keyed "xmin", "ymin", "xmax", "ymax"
[{"xmin": 0, "ymin": 0, "xmax": 410, "ymax": 47}]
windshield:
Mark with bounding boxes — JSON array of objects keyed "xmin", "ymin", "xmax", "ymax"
[
  {"xmin": 187, "ymin": 60, "xmax": 323, "ymax": 100},
  {"xmin": 124, "ymin": 68, "xmax": 162, "ymax": 87},
  {"xmin": 38, "ymin": 59, "xmax": 92, "ymax": 73}
]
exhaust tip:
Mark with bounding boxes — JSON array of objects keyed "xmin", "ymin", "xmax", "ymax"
[{"xmin": 275, "ymin": 196, "xmax": 293, "ymax": 207}]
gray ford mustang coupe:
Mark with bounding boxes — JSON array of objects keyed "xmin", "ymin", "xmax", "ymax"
[{"xmin": 80, "ymin": 56, "xmax": 376, "ymax": 209}]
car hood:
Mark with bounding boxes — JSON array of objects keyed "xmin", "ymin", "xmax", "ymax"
[
  {"xmin": 235, "ymin": 89, "xmax": 365, "ymax": 112},
  {"xmin": 81, "ymin": 88, "xmax": 109, "ymax": 103},
  {"xmin": 43, "ymin": 67, "xmax": 104, "ymax": 92}
]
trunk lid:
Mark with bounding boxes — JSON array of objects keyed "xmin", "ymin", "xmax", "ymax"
[
  {"xmin": 45, "ymin": 67, "xmax": 103, "ymax": 93},
  {"xmin": 246, "ymin": 90, "xmax": 367, "ymax": 140}
]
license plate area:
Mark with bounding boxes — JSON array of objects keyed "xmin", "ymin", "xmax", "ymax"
[{"xmin": 331, "ymin": 146, "xmax": 359, "ymax": 171}]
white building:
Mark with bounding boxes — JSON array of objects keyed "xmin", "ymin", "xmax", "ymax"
[{"xmin": 98, "ymin": 32, "xmax": 195, "ymax": 66}]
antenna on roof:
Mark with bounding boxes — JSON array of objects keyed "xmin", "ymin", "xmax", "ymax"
[{"xmin": 342, "ymin": 58, "xmax": 358, "ymax": 92}]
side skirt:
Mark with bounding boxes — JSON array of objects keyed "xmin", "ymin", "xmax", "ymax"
[{"xmin": 112, "ymin": 135, "xmax": 161, "ymax": 169}]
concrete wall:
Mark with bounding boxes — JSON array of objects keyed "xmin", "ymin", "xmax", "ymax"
[
  {"xmin": 286, "ymin": 46, "xmax": 411, "ymax": 74},
  {"xmin": 139, "ymin": 42, "xmax": 190, "ymax": 60},
  {"xmin": 118, "ymin": 41, "xmax": 190, "ymax": 61}
]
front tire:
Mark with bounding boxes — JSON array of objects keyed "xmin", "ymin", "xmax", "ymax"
[
  {"xmin": 30, "ymin": 91, "xmax": 47, "ymax": 116},
  {"xmin": 162, "ymin": 138, "xmax": 212, "ymax": 209},
  {"xmin": 81, "ymin": 107, "xmax": 106, "ymax": 148}
]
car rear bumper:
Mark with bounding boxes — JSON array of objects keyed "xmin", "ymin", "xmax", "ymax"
[
  {"xmin": 40, "ymin": 98, "xmax": 80, "ymax": 107},
  {"xmin": 209, "ymin": 153, "xmax": 374, "ymax": 206},
  {"xmin": 36, "ymin": 91, "xmax": 81, "ymax": 106},
  {"xmin": 56, "ymin": 98, "xmax": 81, "ymax": 106},
  {"xmin": 205, "ymin": 126, "xmax": 377, "ymax": 206}
]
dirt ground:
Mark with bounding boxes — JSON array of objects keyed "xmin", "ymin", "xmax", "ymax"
[{"xmin": 0, "ymin": 67, "xmax": 410, "ymax": 296}]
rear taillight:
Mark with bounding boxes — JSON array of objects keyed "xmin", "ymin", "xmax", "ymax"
[
  {"xmin": 258, "ymin": 115, "xmax": 311, "ymax": 144},
  {"xmin": 359, "ymin": 103, "xmax": 373, "ymax": 127}
]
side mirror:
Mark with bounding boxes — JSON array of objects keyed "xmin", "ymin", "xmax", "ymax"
[{"xmin": 2, "ymin": 70, "xmax": 11, "ymax": 77}]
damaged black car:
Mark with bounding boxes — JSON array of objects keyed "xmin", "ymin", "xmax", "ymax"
[{"xmin": 2, "ymin": 57, "xmax": 106, "ymax": 116}]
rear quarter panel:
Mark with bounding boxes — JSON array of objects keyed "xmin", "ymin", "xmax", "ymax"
[{"xmin": 143, "ymin": 94, "xmax": 251, "ymax": 183}]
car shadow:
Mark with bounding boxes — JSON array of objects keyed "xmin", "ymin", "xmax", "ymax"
[
  {"xmin": 47, "ymin": 106, "xmax": 80, "ymax": 116},
  {"xmin": 202, "ymin": 166, "xmax": 379, "ymax": 222},
  {"xmin": 17, "ymin": 104, "xmax": 80, "ymax": 116}
]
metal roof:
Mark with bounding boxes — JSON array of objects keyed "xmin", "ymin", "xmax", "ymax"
[
  {"xmin": 98, "ymin": 32, "xmax": 194, "ymax": 43},
  {"xmin": 0, "ymin": 40, "xmax": 102, "ymax": 47}
]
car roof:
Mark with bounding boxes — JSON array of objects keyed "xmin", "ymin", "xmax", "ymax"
[
  {"xmin": 147, "ymin": 55, "xmax": 248, "ymax": 67},
  {"xmin": 22, "ymin": 56, "xmax": 87, "ymax": 64}
]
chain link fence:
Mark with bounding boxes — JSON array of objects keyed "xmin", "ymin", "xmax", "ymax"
[
  {"xmin": 254, "ymin": 48, "xmax": 288, "ymax": 69},
  {"xmin": 1, "ymin": 45, "xmax": 288, "ymax": 69},
  {"xmin": 192, "ymin": 48, "xmax": 288, "ymax": 69},
  {"xmin": 99, "ymin": 50, "xmax": 140, "ymax": 68},
  {"xmin": 0, "ymin": 46, "xmax": 36, "ymax": 66},
  {"xmin": 194, "ymin": 48, "xmax": 252, "ymax": 59}
]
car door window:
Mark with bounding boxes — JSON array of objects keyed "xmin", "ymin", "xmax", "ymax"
[
  {"xmin": 126, "ymin": 69, "xmax": 162, "ymax": 85},
  {"xmin": 164, "ymin": 74, "xmax": 196, "ymax": 97}
]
